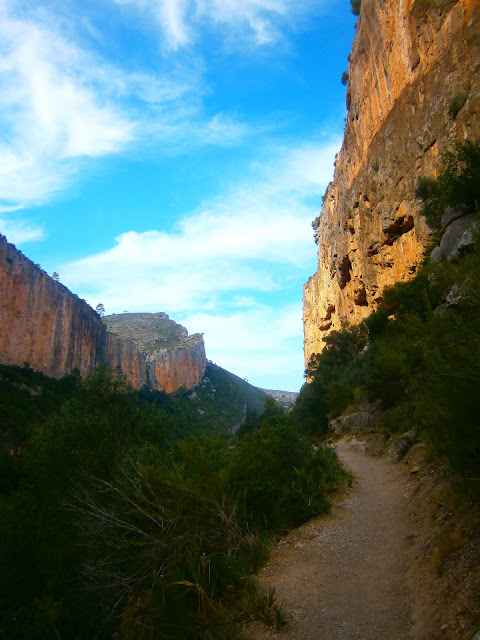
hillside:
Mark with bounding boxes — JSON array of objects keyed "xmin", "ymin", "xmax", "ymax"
[{"xmin": 139, "ymin": 360, "xmax": 271, "ymax": 435}]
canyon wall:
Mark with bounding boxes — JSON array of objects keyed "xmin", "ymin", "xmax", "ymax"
[
  {"xmin": 146, "ymin": 340, "xmax": 207, "ymax": 394},
  {"xmin": 304, "ymin": 0, "xmax": 480, "ymax": 367},
  {"xmin": 0, "ymin": 236, "xmax": 206, "ymax": 392},
  {"xmin": 102, "ymin": 312, "xmax": 207, "ymax": 394}
]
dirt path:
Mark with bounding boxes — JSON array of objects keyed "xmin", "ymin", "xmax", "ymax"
[{"xmin": 247, "ymin": 438, "xmax": 416, "ymax": 640}]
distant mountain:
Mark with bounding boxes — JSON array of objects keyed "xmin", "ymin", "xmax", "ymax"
[
  {"xmin": 103, "ymin": 312, "xmax": 203, "ymax": 352},
  {"xmin": 262, "ymin": 389, "xmax": 299, "ymax": 410},
  {"xmin": 102, "ymin": 312, "xmax": 206, "ymax": 393}
]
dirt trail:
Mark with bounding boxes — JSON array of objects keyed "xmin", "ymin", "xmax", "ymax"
[{"xmin": 248, "ymin": 438, "xmax": 416, "ymax": 640}]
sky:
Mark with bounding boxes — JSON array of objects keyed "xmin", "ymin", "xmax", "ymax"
[{"xmin": 0, "ymin": 0, "xmax": 357, "ymax": 391}]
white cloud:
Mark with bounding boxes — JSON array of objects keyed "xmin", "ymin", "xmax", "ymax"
[
  {"xmin": 0, "ymin": 217, "xmax": 44, "ymax": 244},
  {"xmin": 0, "ymin": 2, "xmax": 251, "ymax": 209},
  {"xmin": 60, "ymin": 138, "xmax": 339, "ymax": 389},
  {"xmin": 114, "ymin": 0, "xmax": 323, "ymax": 49},
  {"xmin": 62, "ymin": 138, "xmax": 339, "ymax": 308},
  {"xmin": 182, "ymin": 304, "xmax": 305, "ymax": 388},
  {"xmin": 0, "ymin": 9, "xmax": 134, "ymax": 207}
]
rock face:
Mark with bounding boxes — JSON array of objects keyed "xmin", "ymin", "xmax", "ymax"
[
  {"xmin": 103, "ymin": 313, "xmax": 206, "ymax": 394},
  {"xmin": 329, "ymin": 404, "xmax": 382, "ymax": 437},
  {"xmin": 430, "ymin": 205, "xmax": 479, "ymax": 262},
  {"xmin": 304, "ymin": 0, "xmax": 480, "ymax": 368},
  {"xmin": 0, "ymin": 236, "xmax": 206, "ymax": 392}
]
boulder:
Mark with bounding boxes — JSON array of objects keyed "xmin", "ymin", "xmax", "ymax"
[
  {"xmin": 430, "ymin": 213, "xmax": 478, "ymax": 263},
  {"xmin": 441, "ymin": 204, "xmax": 470, "ymax": 231},
  {"xmin": 387, "ymin": 427, "xmax": 419, "ymax": 461},
  {"xmin": 329, "ymin": 404, "xmax": 382, "ymax": 436}
]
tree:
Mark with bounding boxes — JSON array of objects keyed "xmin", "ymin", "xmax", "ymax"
[
  {"xmin": 52, "ymin": 272, "xmax": 60, "ymax": 281},
  {"xmin": 351, "ymin": 0, "xmax": 361, "ymax": 15},
  {"xmin": 95, "ymin": 303, "xmax": 105, "ymax": 317},
  {"xmin": 341, "ymin": 71, "xmax": 349, "ymax": 86}
]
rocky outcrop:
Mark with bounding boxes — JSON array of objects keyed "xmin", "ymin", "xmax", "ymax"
[
  {"xmin": 304, "ymin": 0, "xmax": 480, "ymax": 367},
  {"xmin": 0, "ymin": 236, "xmax": 206, "ymax": 392},
  {"xmin": 103, "ymin": 313, "xmax": 206, "ymax": 394},
  {"xmin": 430, "ymin": 205, "xmax": 479, "ymax": 262},
  {"xmin": 329, "ymin": 403, "xmax": 382, "ymax": 437}
]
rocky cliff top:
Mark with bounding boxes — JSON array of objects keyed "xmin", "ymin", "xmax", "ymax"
[{"xmin": 103, "ymin": 312, "xmax": 204, "ymax": 354}]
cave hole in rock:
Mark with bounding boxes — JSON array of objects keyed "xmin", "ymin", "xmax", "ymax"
[
  {"xmin": 338, "ymin": 255, "xmax": 352, "ymax": 288},
  {"xmin": 323, "ymin": 304, "xmax": 336, "ymax": 321},
  {"xmin": 383, "ymin": 215, "xmax": 414, "ymax": 245},
  {"xmin": 354, "ymin": 285, "xmax": 368, "ymax": 306}
]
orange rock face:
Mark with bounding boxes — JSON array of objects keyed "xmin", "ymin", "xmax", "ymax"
[
  {"xmin": 304, "ymin": 0, "xmax": 480, "ymax": 368},
  {"xmin": 0, "ymin": 237, "xmax": 206, "ymax": 392},
  {"xmin": 146, "ymin": 343, "xmax": 207, "ymax": 394}
]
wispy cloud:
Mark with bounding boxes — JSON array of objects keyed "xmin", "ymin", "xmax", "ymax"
[
  {"xmin": 182, "ymin": 304, "xmax": 306, "ymax": 387},
  {"xmin": 62, "ymin": 138, "xmax": 340, "ymax": 309},
  {"xmin": 61, "ymin": 138, "xmax": 339, "ymax": 388},
  {"xmin": 114, "ymin": 0, "xmax": 324, "ymax": 50},
  {"xmin": 0, "ymin": 6, "xmax": 134, "ymax": 208},
  {"xmin": 0, "ymin": 217, "xmax": 44, "ymax": 244},
  {"xmin": 0, "ymin": 1, "xmax": 252, "ymax": 211}
]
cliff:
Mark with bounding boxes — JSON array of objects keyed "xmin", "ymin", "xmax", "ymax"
[
  {"xmin": 304, "ymin": 0, "xmax": 480, "ymax": 367},
  {"xmin": 0, "ymin": 236, "xmax": 206, "ymax": 392},
  {"xmin": 103, "ymin": 313, "xmax": 206, "ymax": 394}
]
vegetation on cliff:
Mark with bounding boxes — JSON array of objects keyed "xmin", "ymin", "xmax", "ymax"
[
  {"xmin": 0, "ymin": 363, "xmax": 348, "ymax": 639},
  {"xmin": 103, "ymin": 312, "xmax": 204, "ymax": 351},
  {"xmin": 297, "ymin": 140, "xmax": 480, "ymax": 488}
]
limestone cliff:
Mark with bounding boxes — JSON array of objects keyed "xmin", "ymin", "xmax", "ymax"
[
  {"xmin": 304, "ymin": 0, "xmax": 480, "ymax": 367},
  {"xmin": 103, "ymin": 313, "xmax": 206, "ymax": 394},
  {"xmin": 0, "ymin": 236, "xmax": 206, "ymax": 392}
]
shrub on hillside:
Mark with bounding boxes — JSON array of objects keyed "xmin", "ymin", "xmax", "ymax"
[{"xmin": 415, "ymin": 139, "xmax": 480, "ymax": 228}]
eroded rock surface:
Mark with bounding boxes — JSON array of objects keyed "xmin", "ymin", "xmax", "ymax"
[
  {"xmin": 304, "ymin": 0, "xmax": 480, "ymax": 367},
  {"xmin": 0, "ymin": 236, "xmax": 205, "ymax": 392},
  {"xmin": 103, "ymin": 313, "xmax": 206, "ymax": 393}
]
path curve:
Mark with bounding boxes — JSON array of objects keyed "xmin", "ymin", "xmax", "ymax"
[{"xmin": 248, "ymin": 438, "xmax": 416, "ymax": 640}]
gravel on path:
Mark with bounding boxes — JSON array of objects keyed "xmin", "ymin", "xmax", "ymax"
[{"xmin": 247, "ymin": 438, "xmax": 416, "ymax": 640}]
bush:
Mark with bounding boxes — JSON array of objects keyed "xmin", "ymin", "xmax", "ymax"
[
  {"xmin": 351, "ymin": 0, "xmax": 361, "ymax": 15},
  {"xmin": 415, "ymin": 139, "xmax": 480, "ymax": 227}
]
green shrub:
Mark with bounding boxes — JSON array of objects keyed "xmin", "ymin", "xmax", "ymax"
[
  {"xmin": 415, "ymin": 139, "xmax": 480, "ymax": 227},
  {"xmin": 351, "ymin": 0, "xmax": 361, "ymax": 15}
]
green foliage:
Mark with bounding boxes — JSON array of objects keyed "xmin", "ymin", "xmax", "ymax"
[
  {"xmin": 312, "ymin": 213, "xmax": 321, "ymax": 244},
  {"xmin": 0, "ymin": 365, "xmax": 348, "ymax": 639},
  {"xmin": 415, "ymin": 139, "xmax": 480, "ymax": 227},
  {"xmin": 302, "ymin": 140, "xmax": 480, "ymax": 490},
  {"xmin": 341, "ymin": 70, "xmax": 349, "ymax": 86},
  {"xmin": 0, "ymin": 364, "xmax": 79, "ymax": 450},
  {"xmin": 139, "ymin": 362, "xmax": 271, "ymax": 435},
  {"xmin": 350, "ymin": 0, "xmax": 361, "ymax": 16}
]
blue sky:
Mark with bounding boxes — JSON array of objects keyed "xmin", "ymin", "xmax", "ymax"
[{"xmin": 0, "ymin": 0, "xmax": 356, "ymax": 391}]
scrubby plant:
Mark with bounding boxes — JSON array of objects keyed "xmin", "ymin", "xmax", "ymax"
[
  {"xmin": 0, "ymin": 365, "xmax": 350, "ymax": 639},
  {"xmin": 351, "ymin": 0, "xmax": 361, "ymax": 16},
  {"xmin": 301, "ymin": 139, "xmax": 480, "ymax": 490},
  {"xmin": 415, "ymin": 139, "xmax": 480, "ymax": 227}
]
